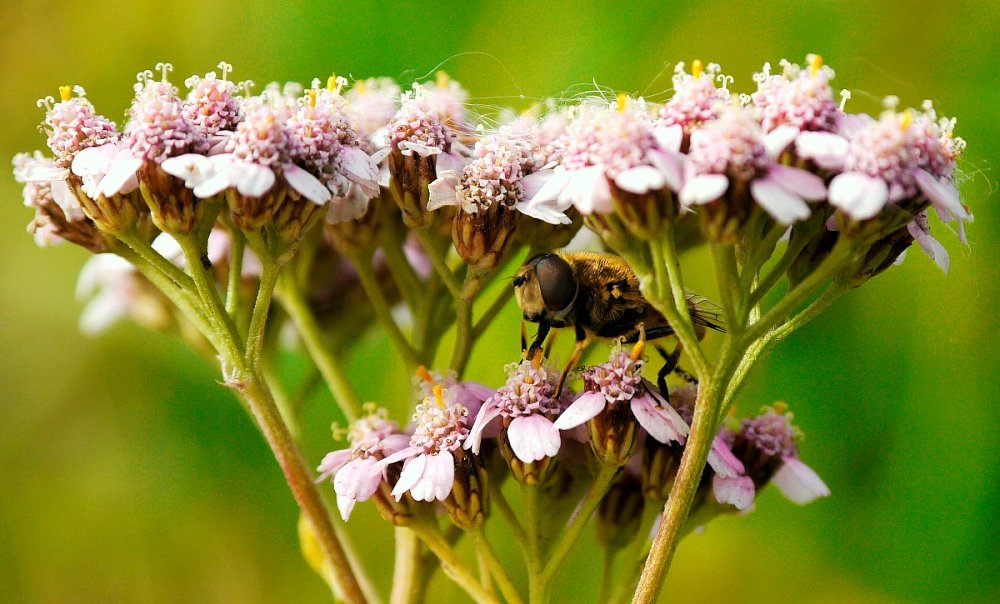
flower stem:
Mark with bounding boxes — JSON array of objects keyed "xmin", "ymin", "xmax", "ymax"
[
  {"xmin": 632, "ymin": 379, "xmax": 722, "ymax": 603},
  {"xmin": 176, "ymin": 232, "xmax": 245, "ymax": 361},
  {"xmin": 414, "ymin": 228, "xmax": 462, "ymax": 298},
  {"xmin": 489, "ymin": 481, "xmax": 528, "ymax": 551},
  {"xmin": 117, "ymin": 229, "xmax": 194, "ymax": 291},
  {"xmin": 277, "ymin": 272, "xmax": 363, "ymax": 423},
  {"xmin": 232, "ymin": 371, "xmax": 368, "ymax": 604},
  {"xmin": 646, "ymin": 238, "xmax": 708, "ymax": 378},
  {"xmin": 409, "ymin": 521, "xmax": 501, "ymax": 604},
  {"xmin": 541, "ymin": 464, "xmax": 620, "ymax": 584},
  {"xmin": 472, "ymin": 286, "xmax": 516, "ymax": 339},
  {"xmin": 450, "ymin": 270, "xmax": 486, "ymax": 376},
  {"xmin": 226, "ymin": 226, "xmax": 246, "ymax": 319},
  {"xmin": 597, "ymin": 548, "xmax": 618, "ymax": 604},
  {"xmin": 351, "ymin": 252, "xmax": 424, "ymax": 369},
  {"xmin": 390, "ymin": 528, "xmax": 424, "ymax": 604},
  {"xmin": 471, "ymin": 529, "xmax": 525, "ymax": 604},
  {"xmin": 244, "ymin": 249, "xmax": 281, "ymax": 372}
]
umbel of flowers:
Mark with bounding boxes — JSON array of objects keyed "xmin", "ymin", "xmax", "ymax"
[{"xmin": 13, "ymin": 54, "xmax": 970, "ymax": 604}]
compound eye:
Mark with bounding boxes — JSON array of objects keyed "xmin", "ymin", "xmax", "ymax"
[{"xmin": 533, "ymin": 255, "xmax": 577, "ymax": 312}]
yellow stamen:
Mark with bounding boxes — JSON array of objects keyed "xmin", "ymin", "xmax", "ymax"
[
  {"xmin": 531, "ymin": 348, "xmax": 543, "ymax": 370},
  {"xmin": 809, "ymin": 54, "xmax": 823, "ymax": 76},
  {"xmin": 307, "ymin": 89, "xmax": 317, "ymax": 109},
  {"xmin": 433, "ymin": 384, "xmax": 445, "ymax": 408},
  {"xmin": 630, "ymin": 323, "xmax": 646, "ymax": 361},
  {"xmin": 616, "ymin": 92, "xmax": 628, "ymax": 112},
  {"xmin": 355, "ymin": 80, "xmax": 367, "ymax": 94},
  {"xmin": 436, "ymin": 70, "xmax": 450, "ymax": 88},
  {"xmin": 774, "ymin": 401, "xmax": 789, "ymax": 414},
  {"xmin": 900, "ymin": 110, "xmax": 913, "ymax": 131},
  {"xmin": 691, "ymin": 59, "xmax": 703, "ymax": 79},
  {"xmin": 58, "ymin": 85, "xmax": 72, "ymax": 101},
  {"xmin": 327, "ymin": 75, "xmax": 337, "ymax": 92},
  {"xmin": 416, "ymin": 365, "xmax": 434, "ymax": 382}
]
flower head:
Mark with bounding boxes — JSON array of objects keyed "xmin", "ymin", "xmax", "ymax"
[
  {"xmin": 39, "ymin": 86, "xmax": 119, "ymax": 167},
  {"xmin": 658, "ymin": 60, "xmax": 728, "ymax": 132},
  {"xmin": 182, "ymin": 62, "xmax": 243, "ymax": 137},
  {"xmin": 752, "ymin": 55, "xmax": 840, "ymax": 134},
  {"xmin": 417, "ymin": 71, "xmax": 469, "ymax": 133},
  {"xmin": 388, "ymin": 87, "xmax": 454, "ymax": 156},
  {"xmin": 346, "ymin": 77, "xmax": 401, "ymax": 141},
  {"xmin": 126, "ymin": 69, "xmax": 206, "ymax": 163}
]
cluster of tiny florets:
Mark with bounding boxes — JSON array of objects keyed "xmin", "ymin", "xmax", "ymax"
[
  {"xmin": 560, "ymin": 100, "xmax": 656, "ymax": 176},
  {"xmin": 41, "ymin": 89, "xmax": 119, "ymax": 166},
  {"xmin": 752, "ymin": 57, "xmax": 840, "ymax": 133},
  {"xmin": 346, "ymin": 77, "xmax": 401, "ymax": 139},
  {"xmin": 738, "ymin": 405, "xmax": 801, "ymax": 458},
  {"xmin": 345, "ymin": 405, "xmax": 401, "ymax": 450},
  {"xmin": 686, "ymin": 106, "xmax": 770, "ymax": 181},
  {"xmin": 126, "ymin": 85, "xmax": 205, "ymax": 162},
  {"xmin": 417, "ymin": 74, "xmax": 469, "ymax": 132},
  {"xmin": 582, "ymin": 345, "xmax": 644, "ymax": 404},
  {"xmin": 182, "ymin": 71, "xmax": 243, "ymax": 136},
  {"xmin": 409, "ymin": 393, "xmax": 469, "ymax": 453},
  {"xmin": 460, "ymin": 132, "xmax": 529, "ymax": 209},
  {"xmin": 388, "ymin": 89, "xmax": 453, "ymax": 152},
  {"xmin": 659, "ymin": 61, "xmax": 727, "ymax": 130},
  {"xmin": 492, "ymin": 359, "xmax": 562, "ymax": 417},
  {"xmin": 227, "ymin": 100, "xmax": 292, "ymax": 166}
]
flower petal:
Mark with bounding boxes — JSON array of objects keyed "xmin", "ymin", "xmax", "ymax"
[
  {"xmin": 391, "ymin": 453, "xmax": 427, "ymax": 500},
  {"xmin": 646, "ymin": 149, "xmax": 685, "ymax": 192},
  {"xmin": 908, "ymin": 220, "xmax": 950, "ymax": 274},
  {"xmin": 98, "ymin": 154, "xmax": 143, "ymax": 197},
  {"xmin": 713, "ymin": 474, "xmax": 756, "ymax": 511},
  {"xmin": 828, "ymin": 172, "xmax": 888, "ymax": 220},
  {"xmin": 514, "ymin": 200, "xmax": 571, "ymax": 225},
  {"xmin": 340, "ymin": 147, "xmax": 380, "ymax": 198},
  {"xmin": 679, "ymin": 174, "xmax": 729, "ymax": 206},
  {"xmin": 772, "ymin": 457, "xmax": 830, "ymax": 504},
  {"xmin": 528, "ymin": 168, "xmax": 572, "ymax": 205},
  {"xmin": 795, "ymin": 131, "xmax": 849, "ymax": 171},
  {"xmin": 236, "ymin": 163, "xmax": 276, "ymax": 198},
  {"xmin": 614, "ymin": 165, "xmax": 666, "ymax": 194},
  {"xmin": 750, "ymin": 176, "xmax": 811, "ymax": 224},
  {"xmin": 914, "ymin": 168, "xmax": 969, "ymax": 222},
  {"xmin": 631, "ymin": 392, "xmax": 688, "ymax": 444},
  {"xmin": 561, "ymin": 165, "xmax": 611, "ymax": 214},
  {"xmin": 553, "ymin": 391, "xmax": 606, "ymax": 430},
  {"xmin": 464, "ymin": 402, "xmax": 501, "ymax": 455},
  {"xmin": 161, "ymin": 153, "xmax": 215, "ymax": 188},
  {"xmin": 315, "ymin": 449, "xmax": 353, "ymax": 482},
  {"xmin": 426, "ymin": 171, "xmax": 461, "ymax": 211},
  {"xmin": 767, "ymin": 164, "xmax": 826, "ymax": 201},
  {"xmin": 507, "ymin": 415, "xmax": 561, "ymax": 462},
  {"xmin": 283, "ymin": 163, "xmax": 331, "ymax": 204},
  {"xmin": 653, "ymin": 123, "xmax": 683, "ymax": 153},
  {"xmin": 707, "ymin": 437, "xmax": 745, "ymax": 478},
  {"xmin": 764, "ymin": 125, "xmax": 800, "ymax": 159}
]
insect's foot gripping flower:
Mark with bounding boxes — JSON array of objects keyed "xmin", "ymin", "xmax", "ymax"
[
  {"xmin": 555, "ymin": 340, "xmax": 689, "ymax": 466},
  {"xmin": 527, "ymin": 96, "xmax": 685, "ymax": 240},
  {"xmin": 466, "ymin": 355, "xmax": 564, "ymax": 485},
  {"xmin": 381, "ymin": 386, "xmax": 488, "ymax": 528},
  {"xmin": 385, "ymin": 86, "xmax": 460, "ymax": 229},
  {"xmin": 316, "ymin": 405, "xmax": 410, "ymax": 523},
  {"xmin": 718, "ymin": 403, "xmax": 830, "ymax": 507}
]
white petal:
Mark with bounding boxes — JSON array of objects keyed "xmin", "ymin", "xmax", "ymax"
[
  {"xmin": 18, "ymin": 160, "xmax": 69, "ymax": 183},
  {"xmin": 631, "ymin": 393, "xmax": 687, "ymax": 444},
  {"xmin": 398, "ymin": 141, "xmax": 441, "ymax": 157},
  {"xmin": 908, "ymin": 220, "xmax": 950, "ymax": 274},
  {"xmin": 283, "ymin": 163, "xmax": 330, "ymax": 204},
  {"xmin": 795, "ymin": 132, "xmax": 849, "ymax": 171},
  {"xmin": 336, "ymin": 494, "xmax": 357, "ymax": 521},
  {"xmin": 507, "ymin": 415, "xmax": 561, "ymax": 462},
  {"xmin": 236, "ymin": 163, "xmax": 276, "ymax": 198},
  {"xmin": 561, "ymin": 165, "xmax": 611, "ymax": 214},
  {"xmin": 679, "ymin": 174, "xmax": 729, "ymax": 206},
  {"xmin": 614, "ymin": 165, "xmax": 666, "ymax": 194},
  {"xmin": 528, "ymin": 168, "xmax": 572, "ymax": 205},
  {"xmin": 772, "ymin": 457, "xmax": 830, "ymax": 505},
  {"xmin": 646, "ymin": 149, "xmax": 685, "ymax": 192},
  {"xmin": 340, "ymin": 147, "xmax": 380, "ymax": 198},
  {"xmin": 553, "ymin": 392, "xmax": 606, "ymax": 430},
  {"xmin": 767, "ymin": 164, "xmax": 826, "ymax": 201},
  {"xmin": 764, "ymin": 125, "xmax": 800, "ymax": 159},
  {"xmin": 914, "ymin": 169, "xmax": 969, "ymax": 221},
  {"xmin": 50, "ymin": 180, "xmax": 80, "ymax": 216},
  {"xmin": 426, "ymin": 172, "xmax": 461, "ymax": 211},
  {"xmin": 151, "ymin": 233, "xmax": 183, "ymax": 263},
  {"xmin": 161, "ymin": 153, "xmax": 215, "ymax": 188},
  {"xmin": 99, "ymin": 155, "xmax": 143, "ymax": 197},
  {"xmin": 750, "ymin": 176, "xmax": 811, "ymax": 224},
  {"xmin": 464, "ymin": 403, "xmax": 501, "ymax": 455},
  {"xmin": 521, "ymin": 169, "xmax": 553, "ymax": 200},
  {"xmin": 391, "ymin": 454, "xmax": 426, "ymax": 500},
  {"xmin": 713, "ymin": 475, "xmax": 756, "ymax": 511},
  {"xmin": 828, "ymin": 172, "xmax": 888, "ymax": 220},
  {"xmin": 79, "ymin": 291, "xmax": 129, "ymax": 335},
  {"xmin": 707, "ymin": 437, "xmax": 745, "ymax": 478},
  {"xmin": 193, "ymin": 157, "xmax": 242, "ymax": 198},
  {"xmin": 514, "ymin": 200, "xmax": 572, "ymax": 225},
  {"xmin": 71, "ymin": 144, "xmax": 118, "ymax": 177},
  {"xmin": 652, "ymin": 123, "xmax": 683, "ymax": 153}
]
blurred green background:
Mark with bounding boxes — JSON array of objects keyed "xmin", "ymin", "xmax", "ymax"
[{"xmin": 1, "ymin": 1, "xmax": 997, "ymax": 602}]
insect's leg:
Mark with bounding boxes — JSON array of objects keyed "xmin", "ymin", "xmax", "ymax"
[
  {"xmin": 520, "ymin": 319, "xmax": 528, "ymax": 353},
  {"xmin": 525, "ymin": 321, "xmax": 551, "ymax": 359},
  {"xmin": 555, "ymin": 324, "xmax": 588, "ymax": 398},
  {"xmin": 673, "ymin": 366, "xmax": 699, "ymax": 385},
  {"xmin": 543, "ymin": 328, "xmax": 560, "ymax": 358},
  {"xmin": 654, "ymin": 342, "xmax": 682, "ymax": 401}
]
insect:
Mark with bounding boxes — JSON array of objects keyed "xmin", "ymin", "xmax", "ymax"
[{"xmin": 512, "ymin": 251, "xmax": 725, "ymax": 396}]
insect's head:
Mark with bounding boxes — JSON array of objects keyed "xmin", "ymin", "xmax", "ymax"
[{"xmin": 513, "ymin": 253, "xmax": 578, "ymax": 324}]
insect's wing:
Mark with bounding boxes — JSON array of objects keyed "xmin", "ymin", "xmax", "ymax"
[{"xmin": 684, "ymin": 291, "xmax": 727, "ymax": 334}]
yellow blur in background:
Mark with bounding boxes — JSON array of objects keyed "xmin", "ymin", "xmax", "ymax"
[{"xmin": 1, "ymin": 1, "xmax": 997, "ymax": 602}]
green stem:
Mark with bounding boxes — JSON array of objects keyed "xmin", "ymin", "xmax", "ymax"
[
  {"xmin": 597, "ymin": 548, "xmax": 617, "ymax": 604},
  {"xmin": 390, "ymin": 528, "xmax": 424, "ymax": 604},
  {"xmin": 117, "ymin": 229, "xmax": 194, "ymax": 291},
  {"xmin": 710, "ymin": 243, "xmax": 743, "ymax": 330},
  {"xmin": 521, "ymin": 484, "xmax": 544, "ymax": 601},
  {"xmin": 278, "ymin": 273, "xmax": 364, "ymax": 423},
  {"xmin": 351, "ymin": 253, "xmax": 424, "ymax": 369},
  {"xmin": 632, "ymin": 378, "xmax": 723, "ymax": 603},
  {"xmin": 610, "ymin": 503, "xmax": 660, "ymax": 604},
  {"xmin": 415, "ymin": 228, "xmax": 462, "ymax": 298},
  {"xmin": 541, "ymin": 465, "xmax": 620, "ymax": 584},
  {"xmin": 413, "ymin": 271, "xmax": 442, "ymax": 360},
  {"xmin": 489, "ymin": 482, "xmax": 528, "ymax": 551},
  {"xmin": 245, "ymin": 253, "xmax": 281, "ymax": 372},
  {"xmin": 647, "ymin": 238, "xmax": 708, "ymax": 378},
  {"xmin": 740, "ymin": 222, "xmax": 787, "ymax": 293},
  {"xmin": 410, "ymin": 522, "xmax": 500, "ymax": 604},
  {"xmin": 233, "ymin": 372, "xmax": 368, "ymax": 604},
  {"xmin": 471, "ymin": 530, "xmax": 524, "ymax": 604},
  {"xmin": 380, "ymin": 227, "xmax": 422, "ymax": 313},
  {"xmin": 226, "ymin": 227, "xmax": 246, "ymax": 319},
  {"xmin": 472, "ymin": 286, "xmax": 516, "ymax": 339},
  {"xmin": 177, "ymin": 232, "xmax": 244, "ymax": 361},
  {"xmin": 748, "ymin": 229, "xmax": 815, "ymax": 308},
  {"xmin": 450, "ymin": 271, "xmax": 486, "ymax": 376}
]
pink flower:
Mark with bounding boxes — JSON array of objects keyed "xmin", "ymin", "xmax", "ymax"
[
  {"xmin": 380, "ymin": 386, "xmax": 471, "ymax": 503},
  {"xmin": 465, "ymin": 358, "xmax": 563, "ymax": 463},
  {"xmin": 316, "ymin": 407, "xmax": 410, "ymax": 521},
  {"xmin": 658, "ymin": 60, "xmax": 729, "ymax": 134},
  {"xmin": 554, "ymin": 344, "xmax": 689, "ymax": 445},
  {"xmin": 39, "ymin": 85, "xmax": 119, "ymax": 167},
  {"xmin": 679, "ymin": 106, "xmax": 826, "ymax": 224},
  {"xmin": 414, "ymin": 366, "xmax": 494, "ymax": 421}
]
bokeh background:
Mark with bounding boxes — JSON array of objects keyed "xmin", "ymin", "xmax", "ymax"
[{"xmin": 1, "ymin": 1, "xmax": 997, "ymax": 602}]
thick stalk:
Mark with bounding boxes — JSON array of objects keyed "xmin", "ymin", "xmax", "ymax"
[
  {"xmin": 278, "ymin": 274, "xmax": 363, "ymax": 423},
  {"xmin": 233, "ymin": 372, "xmax": 367, "ymax": 604},
  {"xmin": 117, "ymin": 229, "xmax": 194, "ymax": 290},
  {"xmin": 390, "ymin": 528, "xmax": 424, "ymax": 604}
]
